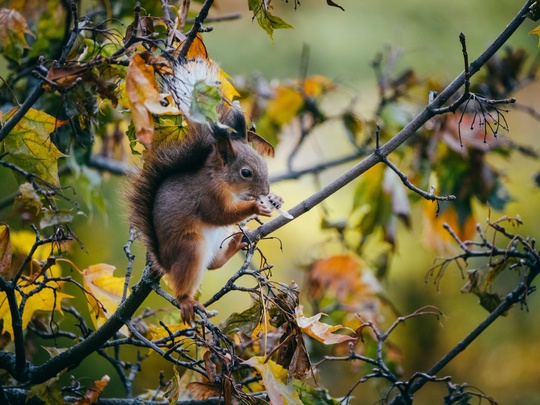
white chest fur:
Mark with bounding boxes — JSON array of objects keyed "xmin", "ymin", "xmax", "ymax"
[{"xmin": 201, "ymin": 225, "xmax": 234, "ymax": 268}]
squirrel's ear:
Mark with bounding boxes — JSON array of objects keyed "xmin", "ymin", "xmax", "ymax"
[
  {"xmin": 214, "ymin": 137, "xmax": 236, "ymax": 165},
  {"xmin": 247, "ymin": 130, "xmax": 275, "ymax": 158}
]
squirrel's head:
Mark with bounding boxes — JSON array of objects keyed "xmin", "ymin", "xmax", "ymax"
[{"xmin": 211, "ymin": 139, "xmax": 270, "ymax": 199}]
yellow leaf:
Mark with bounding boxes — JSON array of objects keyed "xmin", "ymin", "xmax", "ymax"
[
  {"xmin": 218, "ymin": 68, "xmax": 240, "ymax": 103},
  {"xmin": 10, "ymin": 229, "xmax": 51, "ymax": 262},
  {"xmin": 529, "ymin": 26, "xmax": 540, "ymax": 47},
  {"xmin": 0, "ymin": 277, "xmax": 73, "ymax": 339},
  {"xmin": 243, "ymin": 356, "xmax": 302, "ymax": 405},
  {"xmin": 295, "ymin": 305, "xmax": 356, "ymax": 345},
  {"xmin": 82, "ymin": 263, "xmax": 128, "ymax": 335},
  {"xmin": 266, "ymin": 85, "xmax": 304, "ymax": 126},
  {"xmin": 2, "ymin": 107, "xmax": 66, "ymax": 186},
  {"xmin": 148, "ymin": 323, "xmax": 189, "ymax": 342},
  {"xmin": 302, "ymin": 75, "xmax": 334, "ymax": 97}
]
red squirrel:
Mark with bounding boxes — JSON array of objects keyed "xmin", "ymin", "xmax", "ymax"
[{"xmin": 127, "ymin": 103, "xmax": 283, "ymax": 324}]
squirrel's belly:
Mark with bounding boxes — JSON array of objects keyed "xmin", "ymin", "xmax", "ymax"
[{"xmin": 201, "ymin": 225, "xmax": 234, "ymax": 268}]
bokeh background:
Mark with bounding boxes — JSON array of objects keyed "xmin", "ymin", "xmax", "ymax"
[{"xmin": 1, "ymin": 0, "xmax": 539, "ymax": 403}]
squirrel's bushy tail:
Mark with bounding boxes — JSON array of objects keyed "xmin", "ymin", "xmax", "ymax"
[{"xmin": 127, "ymin": 128, "xmax": 213, "ymax": 271}]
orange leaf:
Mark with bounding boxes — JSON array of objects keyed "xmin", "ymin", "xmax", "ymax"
[
  {"xmin": 125, "ymin": 53, "xmax": 180, "ymax": 148},
  {"xmin": 295, "ymin": 305, "xmax": 356, "ymax": 345},
  {"xmin": 73, "ymin": 375, "xmax": 110, "ymax": 405},
  {"xmin": 422, "ymin": 202, "xmax": 477, "ymax": 252},
  {"xmin": 185, "ymin": 33, "xmax": 209, "ymax": 60},
  {"xmin": 308, "ymin": 255, "xmax": 363, "ymax": 301},
  {"xmin": 302, "ymin": 75, "xmax": 335, "ymax": 97},
  {"xmin": 0, "ymin": 224, "xmax": 13, "ymax": 279}
]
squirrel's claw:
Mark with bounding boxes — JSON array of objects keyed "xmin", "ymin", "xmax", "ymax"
[{"xmin": 178, "ymin": 296, "xmax": 205, "ymax": 325}]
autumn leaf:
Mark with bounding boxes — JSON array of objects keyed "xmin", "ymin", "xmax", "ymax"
[
  {"xmin": 153, "ymin": 115, "xmax": 189, "ymax": 147},
  {"xmin": 0, "ymin": 224, "xmax": 13, "ymax": 279},
  {"xmin": 293, "ymin": 381, "xmax": 341, "ymax": 404},
  {"xmin": 2, "ymin": 107, "xmax": 66, "ymax": 186},
  {"xmin": 16, "ymin": 182, "xmax": 43, "ymax": 216},
  {"xmin": 530, "ymin": 26, "xmax": 540, "ymax": 47},
  {"xmin": 307, "ymin": 255, "xmax": 364, "ymax": 302},
  {"xmin": 222, "ymin": 297, "xmax": 263, "ymax": 335},
  {"xmin": 0, "ymin": 271, "xmax": 73, "ymax": 339},
  {"xmin": 125, "ymin": 53, "xmax": 181, "ymax": 147},
  {"xmin": 295, "ymin": 305, "xmax": 356, "ymax": 345},
  {"xmin": 422, "ymin": 202, "xmax": 477, "ymax": 252},
  {"xmin": 243, "ymin": 356, "xmax": 303, "ymax": 405},
  {"xmin": 148, "ymin": 323, "xmax": 189, "ymax": 342},
  {"xmin": 73, "ymin": 375, "xmax": 110, "ymax": 405},
  {"xmin": 247, "ymin": 0, "xmax": 293, "ymax": 41},
  {"xmin": 0, "ymin": 8, "xmax": 35, "ymax": 63},
  {"xmin": 82, "ymin": 263, "xmax": 128, "ymax": 335},
  {"xmin": 164, "ymin": 366, "xmax": 182, "ymax": 404},
  {"xmin": 219, "ymin": 68, "xmax": 240, "ymax": 103},
  {"xmin": 270, "ymin": 85, "xmax": 304, "ymax": 125},
  {"xmin": 303, "ymin": 75, "xmax": 335, "ymax": 97},
  {"xmin": 39, "ymin": 208, "xmax": 79, "ymax": 229}
]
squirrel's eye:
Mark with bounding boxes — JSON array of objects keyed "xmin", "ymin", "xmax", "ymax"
[{"xmin": 241, "ymin": 168, "xmax": 252, "ymax": 178}]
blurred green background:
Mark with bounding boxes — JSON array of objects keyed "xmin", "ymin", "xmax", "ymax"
[{"xmin": 2, "ymin": 0, "xmax": 540, "ymax": 403}]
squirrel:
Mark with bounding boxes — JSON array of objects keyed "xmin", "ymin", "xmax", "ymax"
[{"xmin": 127, "ymin": 65, "xmax": 285, "ymax": 323}]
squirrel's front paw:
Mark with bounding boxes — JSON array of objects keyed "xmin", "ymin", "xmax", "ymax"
[
  {"xmin": 255, "ymin": 197, "xmax": 274, "ymax": 217},
  {"xmin": 264, "ymin": 193, "xmax": 294, "ymax": 219}
]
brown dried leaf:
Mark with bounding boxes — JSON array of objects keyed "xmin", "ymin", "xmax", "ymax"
[
  {"xmin": 73, "ymin": 375, "xmax": 110, "ymax": 405},
  {"xmin": 186, "ymin": 382, "xmax": 221, "ymax": 400},
  {"xmin": 0, "ymin": 224, "xmax": 13, "ymax": 279}
]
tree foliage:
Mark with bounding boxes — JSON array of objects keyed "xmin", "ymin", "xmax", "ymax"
[{"xmin": 0, "ymin": 1, "xmax": 539, "ymax": 404}]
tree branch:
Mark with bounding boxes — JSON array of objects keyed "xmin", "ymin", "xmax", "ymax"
[{"xmin": 247, "ymin": 0, "xmax": 533, "ymax": 242}]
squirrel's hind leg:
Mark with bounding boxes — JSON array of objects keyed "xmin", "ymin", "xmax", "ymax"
[
  {"xmin": 208, "ymin": 233, "xmax": 246, "ymax": 270},
  {"xmin": 167, "ymin": 238, "xmax": 207, "ymax": 325}
]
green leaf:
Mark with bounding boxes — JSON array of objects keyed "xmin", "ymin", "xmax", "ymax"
[
  {"xmin": 293, "ymin": 381, "xmax": 341, "ymax": 405},
  {"xmin": 40, "ymin": 208, "xmax": 79, "ymax": 229},
  {"xmin": 189, "ymin": 80, "xmax": 222, "ymax": 125},
  {"xmin": 28, "ymin": 374, "xmax": 69, "ymax": 405},
  {"xmin": 248, "ymin": 0, "xmax": 293, "ymax": 41},
  {"xmin": 222, "ymin": 297, "xmax": 262, "ymax": 335},
  {"xmin": 2, "ymin": 107, "xmax": 66, "ymax": 186}
]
